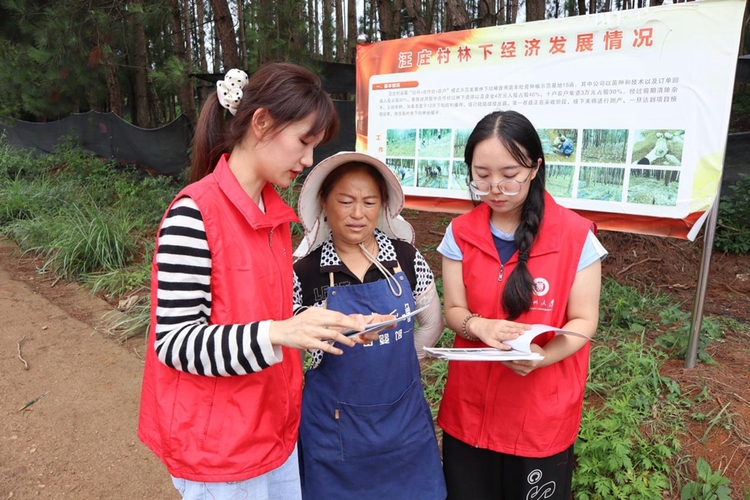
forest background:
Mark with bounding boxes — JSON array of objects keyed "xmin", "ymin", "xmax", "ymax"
[{"xmin": 1, "ymin": 0, "xmax": 749, "ymax": 130}]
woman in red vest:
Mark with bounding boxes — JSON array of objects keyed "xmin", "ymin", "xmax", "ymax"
[
  {"xmin": 138, "ymin": 62, "xmax": 375, "ymax": 499},
  {"xmin": 437, "ymin": 110, "xmax": 607, "ymax": 499}
]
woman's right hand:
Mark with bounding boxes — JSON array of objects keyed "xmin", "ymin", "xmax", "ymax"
[
  {"xmin": 349, "ymin": 313, "xmax": 397, "ymax": 344},
  {"xmin": 268, "ymin": 308, "xmax": 367, "ymax": 354},
  {"xmin": 466, "ymin": 317, "xmax": 529, "ymax": 350}
]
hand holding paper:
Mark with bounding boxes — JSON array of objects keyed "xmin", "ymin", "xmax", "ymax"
[
  {"xmin": 502, "ymin": 324, "xmax": 589, "ymax": 354},
  {"xmin": 340, "ymin": 305, "xmax": 428, "ymax": 337},
  {"xmin": 424, "ymin": 324, "xmax": 590, "ymax": 361}
]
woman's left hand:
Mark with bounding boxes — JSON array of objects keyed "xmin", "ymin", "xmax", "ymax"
[{"xmin": 502, "ymin": 344, "xmax": 545, "ymax": 376}]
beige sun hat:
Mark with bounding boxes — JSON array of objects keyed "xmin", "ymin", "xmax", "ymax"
[{"xmin": 294, "ymin": 151, "xmax": 415, "ymax": 258}]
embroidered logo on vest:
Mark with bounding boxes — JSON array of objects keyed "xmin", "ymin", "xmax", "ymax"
[
  {"xmin": 531, "ymin": 278, "xmax": 555, "ymax": 312},
  {"xmin": 532, "ymin": 277, "xmax": 550, "ymax": 296}
]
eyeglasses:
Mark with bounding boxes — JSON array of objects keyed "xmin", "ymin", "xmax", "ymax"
[{"xmin": 469, "ymin": 169, "xmax": 534, "ymax": 196}]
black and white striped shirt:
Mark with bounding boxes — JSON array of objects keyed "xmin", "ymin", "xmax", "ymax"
[{"xmin": 153, "ymin": 197, "xmax": 283, "ymax": 376}]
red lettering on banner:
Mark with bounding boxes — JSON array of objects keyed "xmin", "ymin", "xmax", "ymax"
[
  {"xmin": 604, "ymin": 30, "xmax": 624, "ymax": 50},
  {"xmin": 479, "ymin": 43, "xmax": 493, "ymax": 60},
  {"xmin": 576, "ymin": 33, "xmax": 595, "ymax": 52},
  {"xmin": 524, "ymin": 38, "xmax": 542, "ymax": 56},
  {"xmin": 417, "ymin": 49, "xmax": 432, "ymax": 66},
  {"xmin": 633, "ymin": 27, "xmax": 654, "ymax": 48},
  {"xmin": 457, "ymin": 46, "xmax": 472, "ymax": 62},
  {"xmin": 389, "ymin": 26, "xmax": 656, "ymax": 71},
  {"xmin": 549, "ymin": 35, "xmax": 567, "ymax": 54},
  {"xmin": 397, "ymin": 52, "xmax": 413, "ymax": 69},
  {"xmin": 437, "ymin": 47, "xmax": 451, "ymax": 64},
  {"xmin": 501, "ymin": 41, "xmax": 517, "ymax": 58}
]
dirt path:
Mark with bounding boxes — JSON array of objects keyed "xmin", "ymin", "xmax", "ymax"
[{"xmin": 0, "ymin": 237, "xmax": 177, "ymax": 499}]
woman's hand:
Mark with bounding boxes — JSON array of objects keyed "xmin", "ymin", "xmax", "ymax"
[
  {"xmin": 466, "ymin": 317, "xmax": 530, "ymax": 350},
  {"xmin": 502, "ymin": 344, "xmax": 546, "ymax": 376},
  {"xmin": 349, "ymin": 313, "xmax": 397, "ymax": 344},
  {"xmin": 269, "ymin": 308, "xmax": 367, "ymax": 354}
]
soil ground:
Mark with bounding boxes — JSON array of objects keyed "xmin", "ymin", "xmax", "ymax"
[{"xmin": 0, "ymin": 209, "xmax": 749, "ymax": 499}]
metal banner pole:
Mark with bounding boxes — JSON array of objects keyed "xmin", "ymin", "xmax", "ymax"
[{"xmin": 684, "ymin": 185, "xmax": 723, "ymax": 368}]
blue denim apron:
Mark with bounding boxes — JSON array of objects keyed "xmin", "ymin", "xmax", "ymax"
[{"xmin": 299, "ymin": 270, "xmax": 446, "ymax": 499}]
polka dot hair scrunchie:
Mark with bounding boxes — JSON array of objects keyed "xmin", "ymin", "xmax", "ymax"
[{"xmin": 216, "ymin": 69, "xmax": 248, "ymax": 115}]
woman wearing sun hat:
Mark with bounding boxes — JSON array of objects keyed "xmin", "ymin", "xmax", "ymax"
[{"xmin": 292, "ymin": 151, "xmax": 447, "ymax": 499}]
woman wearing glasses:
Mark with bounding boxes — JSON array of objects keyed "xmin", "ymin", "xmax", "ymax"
[{"xmin": 436, "ymin": 110, "xmax": 607, "ymax": 500}]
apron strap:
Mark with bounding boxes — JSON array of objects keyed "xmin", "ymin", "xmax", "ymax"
[{"xmin": 359, "ymin": 242, "xmax": 403, "ymax": 297}]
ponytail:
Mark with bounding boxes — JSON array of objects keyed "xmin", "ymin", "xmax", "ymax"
[{"xmin": 189, "ymin": 95, "xmax": 228, "ymax": 184}]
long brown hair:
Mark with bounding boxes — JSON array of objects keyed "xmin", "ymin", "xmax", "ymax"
[{"xmin": 189, "ymin": 62, "xmax": 339, "ymax": 183}]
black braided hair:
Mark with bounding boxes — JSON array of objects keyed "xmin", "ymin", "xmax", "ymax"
[{"xmin": 464, "ymin": 110, "xmax": 546, "ymax": 320}]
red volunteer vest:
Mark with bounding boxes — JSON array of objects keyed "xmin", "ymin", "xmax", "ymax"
[
  {"xmin": 138, "ymin": 155, "xmax": 303, "ymax": 482},
  {"xmin": 437, "ymin": 193, "xmax": 593, "ymax": 458}
]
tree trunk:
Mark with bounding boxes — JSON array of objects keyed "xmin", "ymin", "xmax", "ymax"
[
  {"xmin": 280, "ymin": 1, "xmax": 306, "ymax": 61},
  {"xmin": 347, "ymin": 0, "xmax": 357, "ymax": 61},
  {"xmin": 742, "ymin": 7, "xmax": 750, "ymax": 55},
  {"xmin": 237, "ymin": 0, "xmax": 246, "ymax": 68},
  {"xmin": 103, "ymin": 62, "xmax": 123, "ymax": 116},
  {"xmin": 195, "ymin": 0, "xmax": 211, "ymax": 106},
  {"xmin": 197, "ymin": 0, "xmax": 208, "ymax": 73},
  {"xmin": 445, "ymin": 0, "xmax": 470, "ymax": 32},
  {"xmin": 525, "ymin": 0, "xmax": 545, "ymax": 22},
  {"xmin": 376, "ymin": 0, "xmax": 401, "ymax": 41},
  {"xmin": 394, "ymin": 0, "xmax": 402, "ymax": 37},
  {"xmin": 336, "ymin": 0, "xmax": 345, "ymax": 61},
  {"xmin": 148, "ymin": 81, "xmax": 164, "ymax": 125},
  {"xmin": 425, "ymin": 0, "xmax": 436, "ymax": 33},
  {"xmin": 476, "ymin": 0, "xmax": 496, "ymax": 27},
  {"xmin": 322, "ymin": 0, "xmax": 333, "ymax": 58},
  {"xmin": 130, "ymin": 0, "xmax": 152, "ymax": 128},
  {"xmin": 255, "ymin": 1, "xmax": 272, "ymax": 64},
  {"xmin": 209, "ymin": 0, "xmax": 239, "ymax": 70},
  {"xmin": 183, "ymin": 0, "xmax": 194, "ymax": 70},
  {"xmin": 404, "ymin": 0, "xmax": 428, "ymax": 35},
  {"xmin": 310, "ymin": 0, "xmax": 320, "ymax": 55},
  {"xmin": 577, "ymin": 0, "xmax": 587, "ymax": 15},
  {"xmin": 507, "ymin": 0, "xmax": 518, "ymax": 24},
  {"xmin": 212, "ymin": 18, "xmax": 221, "ymax": 73},
  {"xmin": 169, "ymin": 0, "xmax": 196, "ymax": 122},
  {"xmin": 368, "ymin": 0, "xmax": 377, "ymax": 42}
]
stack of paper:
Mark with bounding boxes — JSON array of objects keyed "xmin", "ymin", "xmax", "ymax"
[
  {"xmin": 423, "ymin": 347, "xmax": 544, "ymax": 361},
  {"xmin": 423, "ymin": 324, "xmax": 589, "ymax": 361}
]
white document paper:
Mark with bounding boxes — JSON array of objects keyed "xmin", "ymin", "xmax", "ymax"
[
  {"xmin": 341, "ymin": 304, "xmax": 428, "ymax": 337},
  {"xmin": 423, "ymin": 324, "xmax": 589, "ymax": 361},
  {"xmin": 423, "ymin": 347, "xmax": 544, "ymax": 361},
  {"xmin": 503, "ymin": 324, "xmax": 589, "ymax": 354}
]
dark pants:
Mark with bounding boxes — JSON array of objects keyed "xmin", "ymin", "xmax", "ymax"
[{"xmin": 442, "ymin": 432, "xmax": 574, "ymax": 500}]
